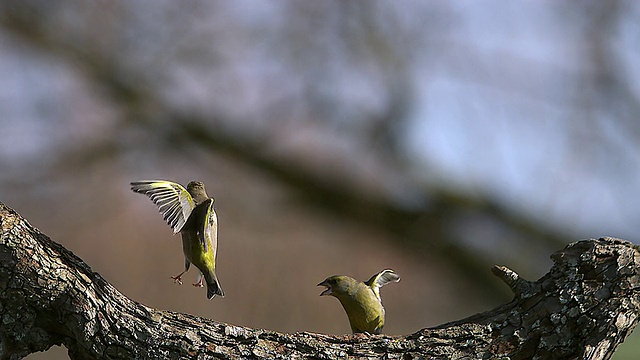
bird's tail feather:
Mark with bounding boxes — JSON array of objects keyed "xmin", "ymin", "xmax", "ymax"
[{"xmin": 205, "ymin": 272, "xmax": 224, "ymax": 299}]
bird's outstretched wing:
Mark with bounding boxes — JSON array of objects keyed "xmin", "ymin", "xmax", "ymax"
[
  {"xmin": 365, "ymin": 269, "xmax": 400, "ymax": 300},
  {"xmin": 201, "ymin": 199, "xmax": 217, "ymax": 254},
  {"xmin": 131, "ymin": 180, "xmax": 196, "ymax": 233}
]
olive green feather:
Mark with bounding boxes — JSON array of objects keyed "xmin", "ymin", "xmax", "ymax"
[
  {"xmin": 131, "ymin": 180, "xmax": 224, "ymax": 299},
  {"xmin": 318, "ymin": 269, "xmax": 400, "ymax": 334}
]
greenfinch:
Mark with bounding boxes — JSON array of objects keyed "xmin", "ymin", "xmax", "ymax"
[
  {"xmin": 131, "ymin": 180, "xmax": 224, "ymax": 299},
  {"xmin": 318, "ymin": 269, "xmax": 400, "ymax": 334}
]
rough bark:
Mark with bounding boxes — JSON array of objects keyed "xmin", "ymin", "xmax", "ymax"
[{"xmin": 0, "ymin": 202, "xmax": 638, "ymax": 359}]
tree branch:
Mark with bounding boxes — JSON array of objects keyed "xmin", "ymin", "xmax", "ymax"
[{"xmin": 0, "ymin": 202, "xmax": 638, "ymax": 359}]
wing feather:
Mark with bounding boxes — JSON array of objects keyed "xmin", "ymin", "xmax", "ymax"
[
  {"xmin": 365, "ymin": 269, "xmax": 400, "ymax": 300},
  {"xmin": 131, "ymin": 180, "xmax": 196, "ymax": 233},
  {"xmin": 202, "ymin": 199, "xmax": 218, "ymax": 255}
]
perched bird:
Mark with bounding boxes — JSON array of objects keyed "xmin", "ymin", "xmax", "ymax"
[
  {"xmin": 130, "ymin": 180, "xmax": 224, "ymax": 299},
  {"xmin": 318, "ymin": 269, "xmax": 400, "ymax": 334}
]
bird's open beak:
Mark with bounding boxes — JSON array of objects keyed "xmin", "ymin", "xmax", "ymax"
[{"xmin": 317, "ymin": 280, "xmax": 332, "ymax": 296}]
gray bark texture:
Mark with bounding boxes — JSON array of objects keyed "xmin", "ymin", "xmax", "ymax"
[{"xmin": 0, "ymin": 202, "xmax": 639, "ymax": 359}]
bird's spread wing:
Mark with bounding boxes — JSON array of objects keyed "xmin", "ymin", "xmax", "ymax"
[
  {"xmin": 131, "ymin": 180, "xmax": 196, "ymax": 233},
  {"xmin": 201, "ymin": 199, "xmax": 217, "ymax": 255},
  {"xmin": 365, "ymin": 269, "xmax": 400, "ymax": 299}
]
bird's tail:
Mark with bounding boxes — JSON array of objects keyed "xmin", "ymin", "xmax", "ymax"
[{"xmin": 205, "ymin": 271, "xmax": 224, "ymax": 299}]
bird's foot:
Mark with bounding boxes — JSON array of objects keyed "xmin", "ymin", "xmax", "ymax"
[
  {"xmin": 193, "ymin": 274, "xmax": 204, "ymax": 288},
  {"xmin": 354, "ymin": 332, "xmax": 371, "ymax": 338},
  {"xmin": 171, "ymin": 274, "xmax": 184, "ymax": 285}
]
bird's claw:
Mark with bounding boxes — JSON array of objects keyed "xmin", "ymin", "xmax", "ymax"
[
  {"xmin": 192, "ymin": 274, "xmax": 204, "ymax": 287},
  {"xmin": 171, "ymin": 275, "xmax": 184, "ymax": 285}
]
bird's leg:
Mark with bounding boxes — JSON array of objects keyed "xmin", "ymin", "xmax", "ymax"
[
  {"xmin": 171, "ymin": 270, "xmax": 188, "ymax": 285},
  {"xmin": 172, "ymin": 260, "xmax": 191, "ymax": 285},
  {"xmin": 193, "ymin": 273, "xmax": 204, "ymax": 287}
]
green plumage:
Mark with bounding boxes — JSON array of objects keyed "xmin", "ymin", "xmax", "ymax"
[
  {"xmin": 318, "ymin": 269, "xmax": 400, "ymax": 334},
  {"xmin": 131, "ymin": 180, "xmax": 224, "ymax": 299}
]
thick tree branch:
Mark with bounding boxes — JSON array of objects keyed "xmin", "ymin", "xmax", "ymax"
[{"xmin": 0, "ymin": 202, "xmax": 638, "ymax": 359}]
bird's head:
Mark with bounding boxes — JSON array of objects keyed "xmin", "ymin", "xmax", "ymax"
[
  {"xmin": 187, "ymin": 181, "xmax": 205, "ymax": 192},
  {"xmin": 187, "ymin": 181, "xmax": 209, "ymax": 202},
  {"xmin": 318, "ymin": 275, "xmax": 356, "ymax": 297}
]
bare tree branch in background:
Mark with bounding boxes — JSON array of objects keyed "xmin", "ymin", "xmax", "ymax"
[
  {"xmin": 0, "ymin": 2, "xmax": 572, "ymax": 300},
  {"xmin": 1, "ymin": 203, "xmax": 638, "ymax": 359},
  {"xmin": 583, "ymin": 1, "xmax": 640, "ymax": 142}
]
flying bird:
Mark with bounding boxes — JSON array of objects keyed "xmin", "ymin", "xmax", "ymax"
[{"xmin": 131, "ymin": 180, "xmax": 224, "ymax": 299}]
